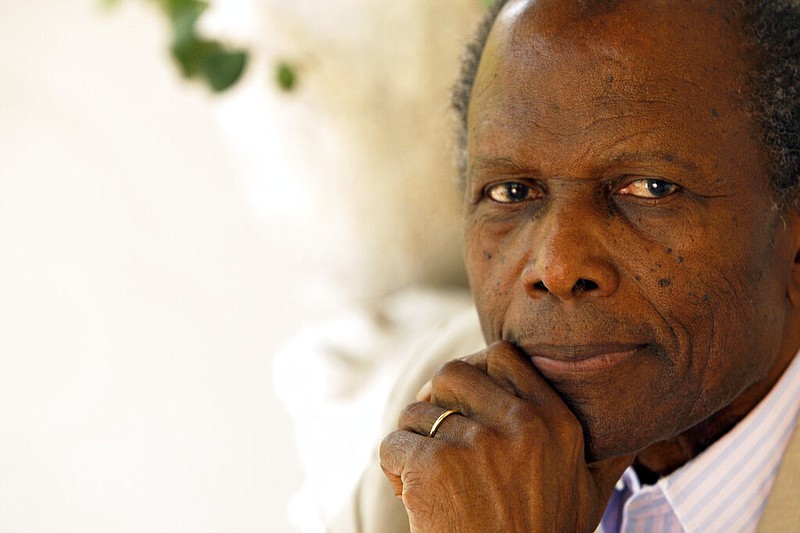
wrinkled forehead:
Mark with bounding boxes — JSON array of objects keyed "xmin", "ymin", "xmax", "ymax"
[
  {"xmin": 484, "ymin": 0, "xmax": 751, "ymax": 80},
  {"xmin": 464, "ymin": 0, "xmax": 769, "ymax": 193},
  {"xmin": 471, "ymin": 0, "xmax": 755, "ymax": 130}
]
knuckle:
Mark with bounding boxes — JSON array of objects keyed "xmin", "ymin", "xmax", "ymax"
[
  {"xmin": 458, "ymin": 345, "xmax": 490, "ymax": 365},
  {"xmin": 431, "ymin": 359, "xmax": 468, "ymax": 389},
  {"xmin": 485, "ymin": 342, "xmax": 525, "ymax": 375},
  {"xmin": 394, "ymin": 443, "xmax": 448, "ymax": 509},
  {"xmin": 462, "ymin": 423, "xmax": 494, "ymax": 448},
  {"xmin": 459, "ymin": 341, "xmax": 516, "ymax": 370},
  {"xmin": 400, "ymin": 471, "xmax": 428, "ymax": 511},
  {"xmin": 484, "ymin": 349, "xmax": 511, "ymax": 381},
  {"xmin": 379, "ymin": 430, "xmax": 404, "ymax": 470},
  {"xmin": 505, "ymin": 399, "xmax": 533, "ymax": 421},
  {"xmin": 499, "ymin": 400, "xmax": 548, "ymax": 439},
  {"xmin": 487, "ymin": 339, "xmax": 519, "ymax": 358},
  {"xmin": 398, "ymin": 401, "xmax": 426, "ymax": 425},
  {"xmin": 435, "ymin": 359, "xmax": 466, "ymax": 378}
]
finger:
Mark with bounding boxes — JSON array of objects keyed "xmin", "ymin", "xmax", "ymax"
[
  {"xmin": 417, "ymin": 347, "xmax": 520, "ymax": 402},
  {"xmin": 465, "ymin": 341, "xmax": 575, "ymax": 420},
  {"xmin": 415, "ymin": 353, "xmax": 489, "ymax": 402},
  {"xmin": 429, "ymin": 357, "xmax": 523, "ymax": 426},
  {"xmin": 379, "ymin": 429, "xmax": 443, "ymax": 498},
  {"xmin": 415, "ymin": 380, "xmax": 432, "ymax": 402},
  {"xmin": 398, "ymin": 401, "xmax": 471, "ymax": 442}
]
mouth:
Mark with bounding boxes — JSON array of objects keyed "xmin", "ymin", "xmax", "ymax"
[{"xmin": 522, "ymin": 343, "xmax": 648, "ymax": 373}]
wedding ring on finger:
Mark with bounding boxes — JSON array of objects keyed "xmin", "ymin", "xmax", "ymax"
[{"xmin": 429, "ymin": 409, "xmax": 459, "ymax": 438}]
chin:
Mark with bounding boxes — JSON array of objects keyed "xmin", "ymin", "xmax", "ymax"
[{"xmin": 566, "ymin": 398, "xmax": 677, "ymax": 465}]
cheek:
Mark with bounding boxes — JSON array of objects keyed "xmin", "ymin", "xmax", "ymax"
[
  {"xmin": 463, "ymin": 218, "xmax": 522, "ymax": 341},
  {"xmin": 630, "ymin": 232, "xmax": 790, "ymax": 413}
]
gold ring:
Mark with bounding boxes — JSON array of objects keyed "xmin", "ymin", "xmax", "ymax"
[{"xmin": 429, "ymin": 409, "xmax": 459, "ymax": 438}]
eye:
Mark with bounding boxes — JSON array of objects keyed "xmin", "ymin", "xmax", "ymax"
[
  {"xmin": 617, "ymin": 178, "xmax": 679, "ymax": 199},
  {"xmin": 486, "ymin": 182, "xmax": 538, "ymax": 203}
]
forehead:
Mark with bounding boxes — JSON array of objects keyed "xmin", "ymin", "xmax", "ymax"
[
  {"xmin": 480, "ymin": 0, "xmax": 751, "ymax": 104},
  {"xmin": 467, "ymin": 0, "xmax": 762, "ymax": 180},
  {"xmin": 494, "ymin": 0, "xmax": 746, "ymax": 51}
]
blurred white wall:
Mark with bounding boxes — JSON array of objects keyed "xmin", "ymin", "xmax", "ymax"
[
  {"xmin": 0, "ymin": 2, "xmax": 317, "ymax": 531},
  {"xmin": 0, "ymin": 0, "xmax": 482, "ymax": 531}
]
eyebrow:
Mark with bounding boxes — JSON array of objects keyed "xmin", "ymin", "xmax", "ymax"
[
  {"xmin": 469, "ymin": 150, "xmax": 700, "ymax": 177},
  {"xmin": 469, "ymin": 156, "xmax": 533, "ymax": 176},
  {"xmin": 609, "ymin": 151, "xmax": 699, "ymax": 172}
]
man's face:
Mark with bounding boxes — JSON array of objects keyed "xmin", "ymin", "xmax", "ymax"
[{"xmin": 464, "ymin": 0, "xmax": 800, "ymax": 461}]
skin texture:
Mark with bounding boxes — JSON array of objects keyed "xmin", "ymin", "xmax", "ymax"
[{"xmin": 381, "ymin": 0, "xmax": 800, "ymax": 530}]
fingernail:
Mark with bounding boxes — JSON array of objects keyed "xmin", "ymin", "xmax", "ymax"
[{"xmin": 416, "ymin": 380, "xmax": 432, "ymax": 401}]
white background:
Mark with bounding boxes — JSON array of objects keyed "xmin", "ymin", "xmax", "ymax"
[
  {"xmin": 0, "ymin": 1, "xmax": 338, "ymax": 531},
  {"xmin": 0, "ymin": 0, "xmax": 479, "ymax": 529}
]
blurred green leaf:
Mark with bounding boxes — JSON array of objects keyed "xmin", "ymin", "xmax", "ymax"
[
  {"xmin": 138, "ymin": 0, "xmax": 249, "ymax": 92},
  {"xmin": 164, "ymin": 0, "xmax": 206, "ymax": 42},
  {"xmin": 170, "ymin": 38, "xmax": 208, "ymax": 77},
  {"xmin": 204, "ymin": 49, "xmax": 248, "ymax": 92},
  {"xmin": 276, "ymin": 63, "xmax": 297, "ymax": 92},
  {"xmin": 171, "ymin": 37, "xmax": 247, "ymax": 91}
]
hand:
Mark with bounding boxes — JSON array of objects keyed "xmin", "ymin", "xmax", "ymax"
[{"xmin": 380, "ymin": 341, "xmax": 633, "ymax": 532}]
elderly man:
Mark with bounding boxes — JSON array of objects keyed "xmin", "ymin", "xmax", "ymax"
[{"xmin": 340, "ymin": 0, "xmax": 800, "ymax": 531}]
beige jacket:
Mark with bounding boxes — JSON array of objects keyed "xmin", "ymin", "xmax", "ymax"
[{"xmin": 330, "ymin": 309, "xmax": 799, "ymax": 532}]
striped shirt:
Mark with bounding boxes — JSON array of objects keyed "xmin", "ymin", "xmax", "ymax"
[{"xmin": 599, "ymin": 351, "xmax": 800, "ymax": 533}]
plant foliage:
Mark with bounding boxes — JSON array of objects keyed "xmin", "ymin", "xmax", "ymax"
[
  {"xmin": 105, "ymin": 0, "xmax": 248, "ymax": 92},
  {"xmin": 103, "ymin": 0, "xmax": 494, "ymax": 94}
]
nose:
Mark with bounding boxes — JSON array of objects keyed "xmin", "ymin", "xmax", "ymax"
[{"xmin": 521, "ymin": 209, "xmax": 620, "ymax": 302}]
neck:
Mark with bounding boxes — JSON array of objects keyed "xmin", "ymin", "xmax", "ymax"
[{"xmin": 634, "ymin": 345, "xmax": 798, "ymax": 480}]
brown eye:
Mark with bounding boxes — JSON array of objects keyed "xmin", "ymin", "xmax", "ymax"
[
  {"xmin": 487, "ymin": 182, "xmax": 535, "ymax": 203},
  {"xmin": 618, "ymin": 178, "xmax": 678, "ymax": 199}
]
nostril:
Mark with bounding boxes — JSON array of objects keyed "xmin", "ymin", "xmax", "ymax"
[
  {"xmin": 573, "ymin": 278, "xmax": 598, "ymax": 294},
  {"xmin": 533, "ymin": 281, "xmax": 548, "ymax": 292}
]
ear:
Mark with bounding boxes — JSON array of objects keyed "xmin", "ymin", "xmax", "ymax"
[{"xmin": 786, "ymin": 210, "xmax": 800, "ymax": 309}]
